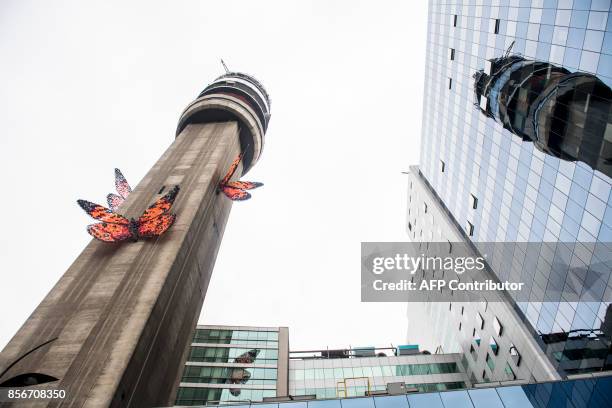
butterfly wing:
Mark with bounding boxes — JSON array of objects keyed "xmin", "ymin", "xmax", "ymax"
[
  {"xmin": 107, "ymin": 193, "xmax": 124, "ymax": 210},
  {"xmin": 233, "ymin": 349, "xmax": 259, "ymax": 364},
  {"xmin": 221, "ymin": 153, "xmax": 243, "ymax": 185},
  {"xmin": 77, "ymin": 200, "xmax": 130, "ymax": 225},
  {"xmin": 87, "ymin": 223, "xmax": 132, "ymax": 242},
  {"xmin": 221, "ymin": 185, "xmax": 251, "ymax": 201},
  {"xmin": 226, "ymin": 181, "xmax": 263, "ymax": 190},
  {"xmin": 138, "ymin": 185, "xmax": 180, "ymax": 222},
  {"xmin": 137, "ymin": 213, "xmax": 176, "ymax": 238},
  {"xmin": 115, "ymin": 168, "xmax": 132, "ymax": 199}
]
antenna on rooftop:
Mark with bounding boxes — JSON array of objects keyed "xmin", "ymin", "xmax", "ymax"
[
  {"xmin": 503, "ymin": 40, "xmax": 515, "ymax": 59},
  {"xmin": 221, "ymin": 59, "xmax": 230, "ymax": 74}
]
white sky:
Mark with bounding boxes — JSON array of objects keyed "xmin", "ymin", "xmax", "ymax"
[{"xmin": 0, "ymin": 1, "xmax": 427, "ymax": 351}]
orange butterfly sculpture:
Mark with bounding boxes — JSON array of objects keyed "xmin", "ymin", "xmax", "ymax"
[
  {"xmin": 219, "ymin": 152, "xmax": 263, "ymax": 201},
  {"xmin": 77, "ymin": 186, "xmax": 180, "ymax": 242}
]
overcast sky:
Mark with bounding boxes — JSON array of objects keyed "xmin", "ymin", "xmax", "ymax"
[{"xmin": 0, "ymin": 1, "xmax": 427, "ymax": 351}]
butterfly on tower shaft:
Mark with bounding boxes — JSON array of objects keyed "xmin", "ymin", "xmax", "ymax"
[
  {"xmin": 77, "ymin": 185, "xmax": 180, "ymax": 242},
  {"xmin": 219, "ymin": 153, "xmax": 263, "ymax": 201}
]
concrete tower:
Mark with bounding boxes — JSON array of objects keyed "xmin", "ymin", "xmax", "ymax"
[{"xmin": 0, "ymin": 72, "xmax": 271, "ymax": 407}]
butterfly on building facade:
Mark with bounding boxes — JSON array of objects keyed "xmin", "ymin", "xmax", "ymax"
[
  {"xmin": 219, "ymin": 153, "xmax": 263, "ymax": 201},
  {"xmin": 227, "ymin": 349, "xmax": 260, "ymax": 396},
  {"xmin": 107, "ymin": 168, "xmax": 131, "ymax": 210},
  {"xmin": 77, "ymin": 185, "xmax": 180, "ymax": 243}
]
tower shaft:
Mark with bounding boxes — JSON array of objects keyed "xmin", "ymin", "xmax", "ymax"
[{"xmin": 0, "ymin": 122, "xmax": 241, "ymax": 407}]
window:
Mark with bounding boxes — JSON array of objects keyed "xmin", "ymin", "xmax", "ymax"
[
  {"xmin": 180, "ymin": 366, "xmax": 278, "ymax": 384},
  {"xmin": 460, "ymin": 355, "xmax": 469, "ymax": 371},
  {"xmin": 493, "ymin": 317, "xmax": 503, "ymax": 336},
  {"xmin": 470, "ymin": 345, "xmax": 478, "ymax": 361},
  {"xmin": 476, "ymin": 312, "xmax": 484, "ymax": 329},
  {"xmin": 408, "ymin": 222, "xmax": 412, "ymax": 231},
  {"xmin": 482, "ymin": 370, "xmax": 489, "ymax": 382},
  {"xmin": 509, "ymin": 343, "xmax": 521, "ymax": 366},
  {"xmin": 470, "ymin": 194, "xmax": 478, "ymax": 209},
  {"xmin": 448, "ymin": 77, "xmax": 453, "ymax": 89},
  {"xmin": 449, "ymin": 48, "xmax": 455, "ymax": 60},
  {"xmin": 479, "ymin": 95, "xmax": 488, "ymax": 110},
  {"xmin": 466, "ymin": 221, "xmax": 474, "ymax": 236},
  {"xmin": 459, "ymin": 322, "xmax": 462, "ymax": 331},
  {"xmin": 449, "ymin": 302, "xmax": 452, "ymax": 311},
  {"xmin": 188, "ymin": 345, "xmax": 278, "ymax": 363},
  {"xmin": 394, "ymin": 363, "xmax": 459, "ymax": 377},
  {"xmin": 461, "ymin": 306, "xmax": 464, "ymax": 315},
  {"xmin": 494, "ymin": 18, "xmax": 500, "ymax": 34},
  {"xmin": 453, "ymin": 14, "xmax": 457, "ymax": 27},
  {"xmin": 486, "ymin": 353, "xmax": 495, "ymax": 371},
  {"xmin": 484, "ymin": 60, "xmax": 492, "ymax": 75},
  {"xmin": 440, "ymin": 159, "xmax": 445, "ymax": 172},
  {"xmin": 489, "ymin": 336, "xmax": 499, "ymax": 355},
  {"xmin": 423, "ymin": 203, "xmax": 428, "ymax": 213},
  {"xmin": 504, "ymin": 363, "xmax": 516, "ymax": 380},
  {"xmin": 335, "ymin": 367, "xmax": 344, "ymax": 378}
]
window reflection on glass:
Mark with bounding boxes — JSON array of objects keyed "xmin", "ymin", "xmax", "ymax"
[
  {"xmin": 440, "ymin": 390, "xmax": 473, "ymax": 408},
  {"xmin": 474, "ymin": 54, "xmax": 612, "ymax": 178},
  {"xmin": 407, "ymin": 392, "xmax": 445, "ymax": 408},
  {"xmin": 193, "ymin": 329, "xmax": 279, "ymax": 345},
  {"xmin": 469, "ymin": 388, "xmax": 504, "ymax": 407}
]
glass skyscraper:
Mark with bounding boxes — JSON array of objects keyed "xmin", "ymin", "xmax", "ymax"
[{"xmin": 407, "ymin": 0, "xmax": 612, "ymax": 382}]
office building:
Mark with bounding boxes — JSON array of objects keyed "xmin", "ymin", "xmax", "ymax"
[
  {"xmin": 175, "ymin": 326, "xmax": 289, "ymax": 406},
  {"xmin": 406, "ymin": 0, "xmax": 612, "ymax": 385},
  {"xmin": 173, "ymin": 326, "xmax": 470, "ymax": 406},
  {"xmin": 288, "ymin": 347, "xmax": 468, "ymax": 399},
  {"xmin": 407, "ymin": 170, "xmax": 561, "ymax": 383}
]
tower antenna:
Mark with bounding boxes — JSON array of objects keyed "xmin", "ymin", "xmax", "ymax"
[
  {"xmin": 503, "ymin": 40, "xmax": 515, "ymax": 59},
  {"xmin": 220, "ymin": 59, "xmax": 230, "ymax": 74}
]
